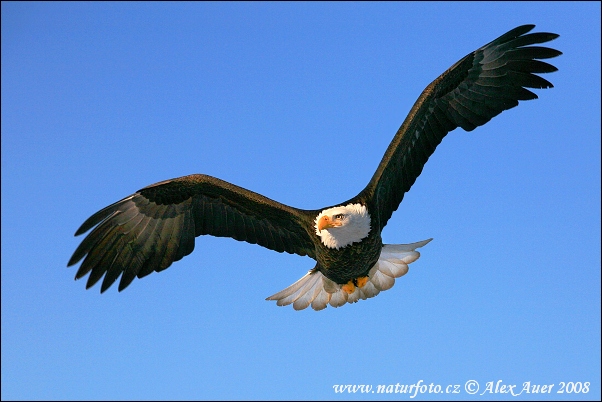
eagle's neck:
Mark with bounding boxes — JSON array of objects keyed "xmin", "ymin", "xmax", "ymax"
[{"xmin": 314, "ymin": 203, "xmax": 371, "ymax": 249}]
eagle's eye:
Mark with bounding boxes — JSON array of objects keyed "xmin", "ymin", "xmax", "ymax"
[{"xmin": 334, "ymin": 214, "xmax": 345, "ymax": 220}]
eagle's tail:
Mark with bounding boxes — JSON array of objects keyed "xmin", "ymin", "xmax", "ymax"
[{"xmin": 266, "ymin": 238, "xmax": 432, "ymax": 311}]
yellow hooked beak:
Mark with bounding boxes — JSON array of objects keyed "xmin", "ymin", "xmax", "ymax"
[{"xmin": 317, "ymin": 215, "xmax": 343, "ymax": 231}]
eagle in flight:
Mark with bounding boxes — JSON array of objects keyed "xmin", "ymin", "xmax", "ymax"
[{"xmin": 68, "ymin": 25, "xmax": 560, "ymax": 310}]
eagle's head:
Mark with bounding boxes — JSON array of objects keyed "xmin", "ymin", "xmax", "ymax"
[{"xmin": 314, "ymin": 203, "xmax": 371, "ymax": 249}]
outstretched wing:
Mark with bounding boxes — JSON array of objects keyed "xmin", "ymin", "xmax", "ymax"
[
  {"xmin": 359, "ymin": 25, "xmax": 561, "ymax": 230},
  {"xmin": 68, "ymin": 174, "xmax": 316, "ymax": 292}
]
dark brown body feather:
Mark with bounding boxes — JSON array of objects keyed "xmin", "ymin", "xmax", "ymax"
[{"xmin": 68, "ymin": 25, "xmax": 560, "ymax": 292}]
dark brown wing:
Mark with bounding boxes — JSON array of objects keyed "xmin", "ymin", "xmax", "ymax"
[
  {"xmin": 358, "ymin": 25, "xmax": 561, "ymax": 230},
  {"xmin": 68, "ymin": 174, "xmax": 316, "ymax": 292}
]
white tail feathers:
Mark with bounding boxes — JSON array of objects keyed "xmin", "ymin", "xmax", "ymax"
[{"xmin": 266, "ymin": 238, "xmax": 432, "ymax": 311}]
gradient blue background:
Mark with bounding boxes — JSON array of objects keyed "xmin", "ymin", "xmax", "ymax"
[{"xmin": 2, "ymin": 2, "xmax": 600, "ymax": 400}]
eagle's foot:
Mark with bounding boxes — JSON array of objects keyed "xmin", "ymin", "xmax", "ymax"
[
  {"xmin": 342, "ymin": 276, "xmax": 369, "ymax": 294},
  {"xmin": 356, "ymin": 276, "xmax": 369, "ymax": 288},
  {"xmin": 342, "ymin": 281, "xmax": 355, "ymax": 294}
]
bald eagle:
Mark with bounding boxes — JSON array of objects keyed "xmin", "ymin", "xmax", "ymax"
[{"xmin": 68, "ymin": 25, "xmax": 560, "ymax": 310}]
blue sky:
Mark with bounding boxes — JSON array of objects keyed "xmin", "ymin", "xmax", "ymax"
[{"xmin": 1, "ymin": 2, "xmax": 600, "ymax": 400}]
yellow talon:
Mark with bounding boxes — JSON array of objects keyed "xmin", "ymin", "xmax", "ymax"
[
  {"xmin": 342, "ymin": 281, "xmax": 355, "ymax": 294},
  {"xmin": 356, "ymin": 276, "xmax": 369, "ymax": 288}
]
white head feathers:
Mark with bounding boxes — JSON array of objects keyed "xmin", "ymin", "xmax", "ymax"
[{"xmin": 314, "ymin": 203, "xmax": 371, "ymax": 249}]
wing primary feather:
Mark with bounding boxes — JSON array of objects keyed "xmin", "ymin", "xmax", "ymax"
[
  {"xmin": 74, "ymin": 195, "xmax": 136, "ymax": 236},
  {"xmin": 118, "ymin": 253, "xmax": 146, "ymax": 292},
  {"xmin": 75, "ymin": 223, "xmax": 124, "ymax": 280},
  {"xmin": 503, "ymin": 32, "xmax": 560, "ymax": 50},
  {"xmin": 69, "ymin": 204, "xmax": 139, "ymax": 266},
  {"xmin": 75, "ymin": 204, "xmax": 146, "ymax": 280},
  {"xmin": 507, "ymin": 59, "xmax": 558, "ymax": 74},
  {"xmin": 487, "ymin": 24, "xmax": 535, "ymax": 45},
  {"xmin": 99, "ymin": 212, "xmax": 151, "ymax": 290},
  {"xmin": 507, "ymin": 46, "xmax": 562, "ymax": 60},
  {"xmin": 506, "ymin": 71, "xmax": 554, "ymax": 89},
  {"xmin": 101, "ymin": 240, "xmax": 134, "ymax": 293},
  {"xmin": 69, "ymin": 211, "xmax": 120, "ymax": 267},
  {"xmin": 86, "ymin": 237, "xmax": 121, "ymax": 290}
]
